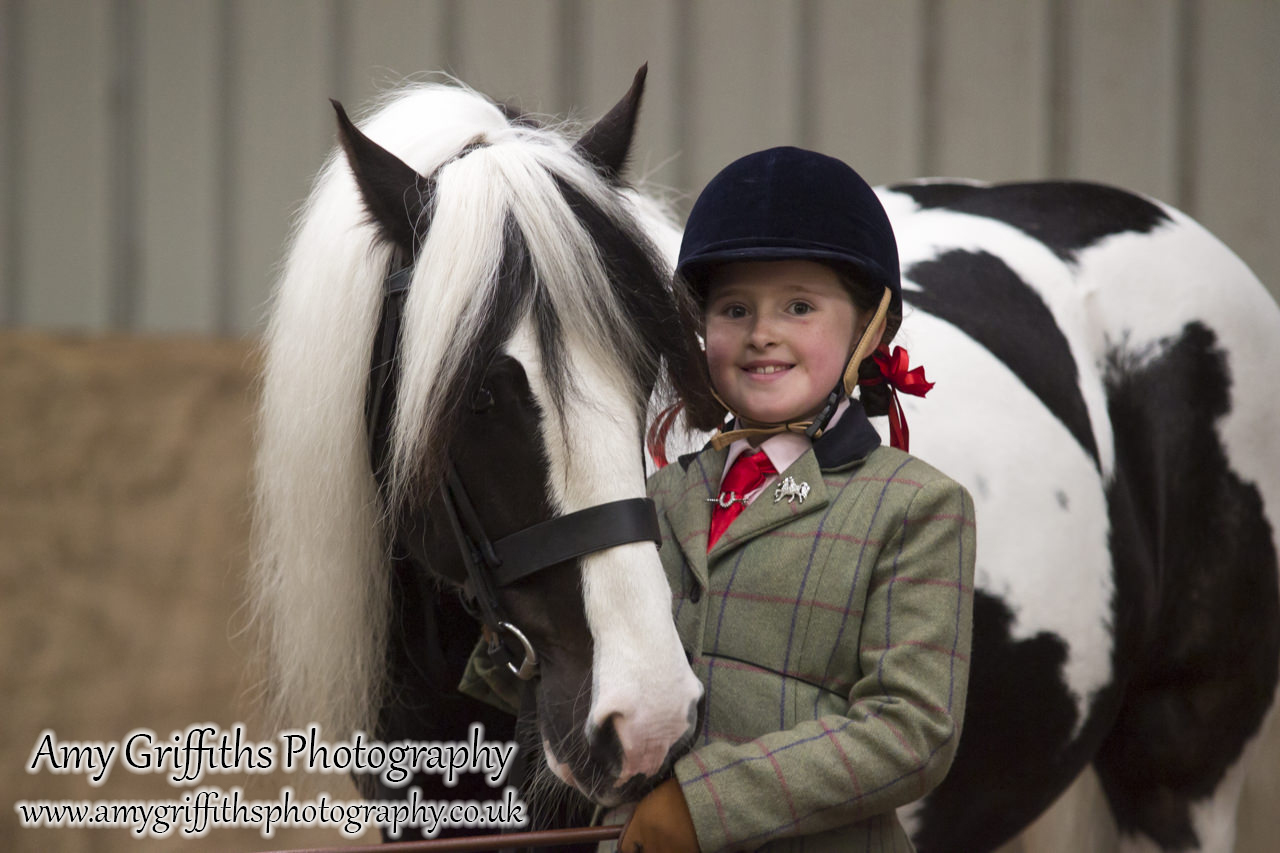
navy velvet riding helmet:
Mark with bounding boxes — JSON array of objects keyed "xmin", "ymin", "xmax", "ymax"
[{"xmin": 677, "ymin": 146, "xmax": 902, "ymax": 319}]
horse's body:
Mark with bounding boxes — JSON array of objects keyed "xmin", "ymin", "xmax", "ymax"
[
  {"xmin": 256, "ymin": 70, "xmax": 1280, "ymax": 851},
  {"xmin": 805, "ymin": 181, "xmax": 1279, "ymax": 852}
]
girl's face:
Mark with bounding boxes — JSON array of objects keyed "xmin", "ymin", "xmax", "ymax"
[{"xmin": 705, "ymin": 260, "xmax": 865, "ymax": 426}]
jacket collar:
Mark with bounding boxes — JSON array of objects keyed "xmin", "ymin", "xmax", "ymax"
[
  {"xmin": 666, "ymin": 401, "xmax": 882, "ymax": 581},
  {"xmin": 813, "ymin": 399, "xmax": 882, "ymax": 469},
  {"xmin": 677, "ymin": 399, "xmax": 882, "ymax": 473}
]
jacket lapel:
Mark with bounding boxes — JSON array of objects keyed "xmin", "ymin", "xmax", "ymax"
[
  {"xmin": 663, "ymin": 405, "xmax": 876, "ymax": 576},
  {"xmin": 663, "ymin": 447, "xmax": 726, "ymax": 590},
  {"xmin": 707, "ymin": 450, "xmax": 830, "ymax": 560}
]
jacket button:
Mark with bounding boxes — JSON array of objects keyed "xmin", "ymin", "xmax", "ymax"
[{"xmin": 690, "ymin": 586, "xmax": 702, "ymax": 603}]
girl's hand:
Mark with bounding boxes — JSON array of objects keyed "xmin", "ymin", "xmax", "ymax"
[{"xmin": 618, "ymin": 778, "xmax": 700, "ymax": 852}]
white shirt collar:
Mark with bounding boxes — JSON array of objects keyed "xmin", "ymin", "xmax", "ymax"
[{"xmin": 719, "ymin": 398, "xmax": 851, "ymax": 488}]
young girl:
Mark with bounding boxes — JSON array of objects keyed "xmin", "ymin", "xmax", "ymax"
[{"xmin": 616, "ymin": 146, "xmax": 976, "ymax": 852}]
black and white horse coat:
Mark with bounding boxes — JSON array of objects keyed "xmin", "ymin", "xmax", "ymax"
[{"xmin": 832, "ymin": 181, "xmax": 1280, "ymax": 852}]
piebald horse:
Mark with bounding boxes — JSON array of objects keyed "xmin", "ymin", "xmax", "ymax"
[{"xmin": 254, "ymin": 69, "xmax": 1280, "ymax": 851}]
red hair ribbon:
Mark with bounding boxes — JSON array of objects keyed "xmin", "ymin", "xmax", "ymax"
[
  {"xmin": 646, "ymin": 402, "xmax": 684, "ymax": 469},
  {"xmin": 863, "ymin": 344, "xmax": 935, "ymax": 452}
]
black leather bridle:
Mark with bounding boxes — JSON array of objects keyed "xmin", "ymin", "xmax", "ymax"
[{"xmin": 364, "ymin": 265, "xmax": 662, "ymax": 681}]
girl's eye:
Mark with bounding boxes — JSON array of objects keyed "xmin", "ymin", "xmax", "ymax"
[
  {"xmin": 724, "ymin": 304, "xmax": 748, "ymax": 319},
  {"xmin": 789, "ymin": 301, "xmax": 814, "ymax": 315}
]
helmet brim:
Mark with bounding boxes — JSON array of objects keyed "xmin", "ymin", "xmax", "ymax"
[{"xmin": 677, "ymin": 245, "xmax": 901, "ymax": 318}]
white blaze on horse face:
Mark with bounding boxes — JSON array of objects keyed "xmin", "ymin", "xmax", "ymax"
[{"xmin": 505, "ymin": 320, "xmax": 701, "ymax": 785}]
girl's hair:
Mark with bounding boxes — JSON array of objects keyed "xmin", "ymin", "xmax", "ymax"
[{"xmin": 834, "ymin": 263, "xmax": 903, "ymax": 419}]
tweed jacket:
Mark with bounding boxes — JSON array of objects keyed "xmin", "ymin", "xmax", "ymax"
[
  {"xmin": 459, "ymin": 405, "xmax": 976, "ymax": 852},
  {"xmin": 640, "ymin": 404, "xmax": 975, "ymax": 852}
]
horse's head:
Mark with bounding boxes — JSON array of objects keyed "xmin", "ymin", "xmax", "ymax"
[{"xmin": 256, "ymin": 67, "xmax": 705, "ymax": 806}]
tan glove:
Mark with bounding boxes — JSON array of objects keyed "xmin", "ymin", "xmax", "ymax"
[{"xmin": 618, "ymin": 778, "xmax": 700, "ymax": 853}]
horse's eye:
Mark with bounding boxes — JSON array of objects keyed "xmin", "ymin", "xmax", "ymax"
[{"xmin": 472, "ymin": 387, "xmax": 495, "ymax": 412}]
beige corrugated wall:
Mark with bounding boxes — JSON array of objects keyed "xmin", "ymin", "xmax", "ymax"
[{"xmin": 1, "ymin": 0, "xmax": 1277, "ymax": 333}]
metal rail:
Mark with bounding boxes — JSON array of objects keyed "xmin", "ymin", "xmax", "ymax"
[{"xmin": 259, "ymin": 823, "xmax": 624, "ymax": 852}]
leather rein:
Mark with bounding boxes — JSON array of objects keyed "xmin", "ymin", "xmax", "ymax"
[{"xmin": 365, "ymin": 265, "xmax": 662, "ymax": 681}]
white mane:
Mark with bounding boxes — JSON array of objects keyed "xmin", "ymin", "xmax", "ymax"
[
  {"xmin": 252, "ymin": 82, "xmax": 670, "ymax": 737},
  {"xmin": 388, "ymin": 133, "xmax": 657, "ymax": 505}
]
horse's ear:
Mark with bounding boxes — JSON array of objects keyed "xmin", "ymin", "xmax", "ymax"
[
  {"xmin": 332, "ymin": 99, "xmax": 432, "ymax": 253},
  {"xmin": 574, "ymin": 64, "xmax": 647, "ymax": 181}
]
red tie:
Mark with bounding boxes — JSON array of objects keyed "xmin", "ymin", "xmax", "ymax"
[{"xmin": 708, "ymin": 450, "xmax": 777, "ymax": 550}]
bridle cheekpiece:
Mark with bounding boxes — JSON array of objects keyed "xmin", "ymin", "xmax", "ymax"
[{"xmin": 365, "ymin": 264, "xmax": 662, "ymax": 681}]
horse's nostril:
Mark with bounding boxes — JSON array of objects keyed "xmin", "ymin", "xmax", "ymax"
[
  {"xmin": 587, "ymin": 712, "xmax": 625, "ymax": 776},
  {"xmin": 590, "ymin": 712, "xmax": 620, "ymax": 746}
]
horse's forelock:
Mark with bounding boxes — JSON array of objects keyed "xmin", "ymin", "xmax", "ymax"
[{"xmin": 387, "ymin": 135, "xmax": 673, "ymax": 507}]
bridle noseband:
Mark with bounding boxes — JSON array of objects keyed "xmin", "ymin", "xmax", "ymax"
[{"xmin": 365, "ymin": 264, "xmax": 662, "ymax": 681}]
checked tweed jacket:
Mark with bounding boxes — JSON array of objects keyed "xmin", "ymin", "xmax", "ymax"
[
  {"xmin": 648, "ymin": 405, "xmax": 976, "ymax": 852},
  {"xmin": 458, "ymin": 405, "xmax": 976, "ymax": 852}
]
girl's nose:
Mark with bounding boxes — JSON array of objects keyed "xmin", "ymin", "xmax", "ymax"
[{"xmin": 747, "ymin": 314, "xmax": 779, "ymax": 347}]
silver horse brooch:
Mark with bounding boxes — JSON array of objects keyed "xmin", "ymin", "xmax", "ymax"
[{"xmin": 774, "ymin": 476, "xmax": 810, "ymax": 505}]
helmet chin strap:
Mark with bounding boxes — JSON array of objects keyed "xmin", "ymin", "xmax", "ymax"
[{"xmin": 709, "ymin": 288, "xmax": 892, "ymax": 450}]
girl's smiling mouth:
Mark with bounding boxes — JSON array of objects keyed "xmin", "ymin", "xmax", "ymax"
[{"xmin": 743, "ymin": 361, "xmax": 793, "ymax": 376}]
